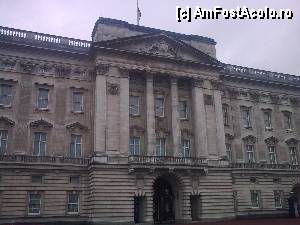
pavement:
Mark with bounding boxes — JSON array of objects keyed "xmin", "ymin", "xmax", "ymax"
[{"xmin": 173, "ymin": 218, "xmax": 300, "ymax": 225}]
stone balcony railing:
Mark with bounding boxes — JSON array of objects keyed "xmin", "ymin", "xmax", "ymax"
[
  {"xmin": 0, "ymin": 154, "xmax": 90, "ymax": 165},
  {"xmin": 128, "ymin": 155, "xmax": 208, "ymax": 167},
  {"xmin": 231, "ymin": 162, "xmax": 300, "ymax": 170},
  {"xmin": 0, "ymin": 26, "xmax": 91, "ymax": 52},
  {"xmin": 223, "ymin": 64, "xmax": 300, "ymax": 87}
]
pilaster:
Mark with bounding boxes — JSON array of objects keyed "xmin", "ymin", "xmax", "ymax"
[
  {"xmin": 146, "ymin": 74, "xmax": 155, "ymax": 156},
  {"xmin": 170, "ymin": 77, "xmax": 180, "ymax": 156},
  {"xmin": 192, "ymin": 79, "xmax": 208, "ymax": 158}
]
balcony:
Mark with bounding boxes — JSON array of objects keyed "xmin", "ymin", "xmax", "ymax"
[
  {"xmin": 128, "ymin": 155, "xmax": 208, "ymax": 171},
  {"xmin": 0, "ymin": 154, "xmax": 90, "ymax": 165},
  {"xmin": 231, "ymin": 162, "xmax": 300, "ymax": 170}
]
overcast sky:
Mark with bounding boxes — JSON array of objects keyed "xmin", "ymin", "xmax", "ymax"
[{"xmin": 0, "ymin": 0, "xmax": 299, "ymax": 75}]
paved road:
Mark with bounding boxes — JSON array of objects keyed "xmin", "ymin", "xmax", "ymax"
[{"xmin": 174, "ymin": 218, "xmax": 300, "ymax": 225}]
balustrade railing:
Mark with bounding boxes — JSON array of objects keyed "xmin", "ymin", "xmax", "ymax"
[
  {"xmin": 231, "ymin": 162, "xmax": 300, "ymax": 170},
  {"xmin": 0, "ymin": 154, "xmax": 90, "ymax": 165},
  {"xmin": 223, "ymin": 64, "xmax": 300, "ymax": 86},
  {"xmin": 128, "ymin": 155, "xmax": 207, "ymax": 166},
  {"xmin": 0, "ymin": 26, "xmax": 91, "ymax": 51}
]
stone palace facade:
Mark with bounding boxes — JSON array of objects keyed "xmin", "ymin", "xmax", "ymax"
[{"xmin": 0, "ymin": 17, "xmax": 299, "ymax": 224}]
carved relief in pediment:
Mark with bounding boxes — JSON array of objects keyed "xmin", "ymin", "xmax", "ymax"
[{"xmin": 139, "ymin": 39, "xmax": 177, "ymax": 57}]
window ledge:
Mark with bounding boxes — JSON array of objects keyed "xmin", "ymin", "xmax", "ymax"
[
  {"xmin": 285, "ymin": 129, "xmax": 294, "ymax": 133},
  {"xmin": 130, "ymin": 114, "xmax": 140, "ymax": 118},
  {"xmin": 71, "ymin": 111, "xmax": 84, "ymax": 114},
  {"xmin": 27, "ymin": 213, "xmax": 41, "ymax": 216},
  {"xmin": 35, "ymin": 108, "xmax": 49, "ymax": 112},
  {"xmin": 243, "ymin": 126, "xmax": 252, "ymax": 130},
  {"xmin": 67, "ymin": 212, "xmax": 80, "ymax": 216},
  {"xmin": 179, "ymin": 118, "xmax": 188, "ymax": 121},
  {"xmin": 0, "ymin": 105, "xmax": 12, "ymax": 109},
  {"xmin": 265, "ymin": 127, "xmax": 273, "ymax": 131}
]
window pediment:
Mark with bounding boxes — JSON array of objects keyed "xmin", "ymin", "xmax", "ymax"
[
  {"xmin": 225, "ymin": 133, "xmax": 234, "ymax": 141},
  {"xmin": 242, "ymin": 135, "xmax": 257, "ymax": 144},
  {"xmin": 66, "ymin": 122, "xmax": 88, "ymax": 131},
  {"xmin": 264, "ymin": 136, "xmax": 279, "ymax": 145},
  {"xmin": 0, "ymin": 116, "xmax": 15, "ymax": 126},
  {"xmin": 285, "ymin": 138, "xmax": 298, "ymax": 146},
  {"xmin": 30, "ymin": 119, "xmax": 53, "ymax": 129}
]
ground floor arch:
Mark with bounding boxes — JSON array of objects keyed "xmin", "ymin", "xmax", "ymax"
[{"xmin": 152, "ymin": 173, "xmax": 182, "ymax": 223}]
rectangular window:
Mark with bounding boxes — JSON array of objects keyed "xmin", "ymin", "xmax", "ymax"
[
  {"xmin": 37, "ymin": 88, "xmax": 49, "ymax": 109},
  {"xmin": 67, "ymin": 192, "xmax": 79, "ymax": 214},
  {"xmin": 129, "ymin": 137, "xmax": 140, "ymax": 156},
  {"xmin": 283, "ymin": 112, "xmax": 292, "ymax": 130},
  {"xmin": 31, "ymin": 175, "xmax": 43, "ymax": 183},
  {"xmin": 178, "ymin": 100, "xmax": 188, "ymax": 119},
  {"xmin": 223, "ymin": 105, "xmax": 229, "ymax": 125},
  {"xmin": 69, "ymin": 176, "xmax": 80, "ymax": 184},
  {"xmin": 246, "ymin": 144, "xmax": 255, "ymax": 163},
  {"xmin": 225, "ymin": 143, "xmax": 232, "ymax": 161},
  {"xmin": 155, "ymin": 96, "xmax": 165, "ymax": 117},
  {"xmin": 250, "ymin": 190, "xmax": 260, "ymax": 208},
  {"xmin": 28, "ymin": 193, "xmax": 41, "ymax": 215},
  {"xmin": 263, "ymin": 111, "xmax": 272, "ymax": 129},
  {"xmin": 241, "ymin": 108, "xmax": 251, "ymax": 128},
  {"xmin": 70, "ymin": 134, "xmax": 82, "ymax": 158},
  {"xmin": 72, "ymin": 92, "xmax": 84, "ymax": 112},
  {"xmin": 182, "ymin": 139, "xmax": 190, "ymax": 157},
  {"xmin": 156, "ymin": 138, "xmax": 166, "ymax": 156},
  {"xmin": 129, "ymin": 95, "xmax": 140, "ymax": 116},
  {"xmin": 274, "ymin": 190, "xmax": 283, "ymax": 208},
  {"xmin": 204, "ymin": 94, "xmax": 213, "ymax": 105},
  {"xmin": 33, "ymin": 132, "xmax": 47, "ymax": 156},
  {"xmin": 268, "ymin": 146, "xmax": 277, "ymax": 164},
  {"xmin": 0, "ymin": 130, "xmax": 8, "ymax": 155},
  {"xmin": 0, "ymin": 84, "xmax": 12, "ymax": 106},
  {"xmin": 289, "ymin": 147, "xmax": 298, "ymax": 165}
]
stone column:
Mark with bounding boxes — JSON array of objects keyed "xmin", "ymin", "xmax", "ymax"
[
  {"xmin": 170, "ymin": 77, "xmax": 180, "ymax": 156},
  {"xmin": 192, "ymin": 79, "xmax": 208, "ymax": 158},
  {"xmin": 146, "ymin": 74, "xmax": 155, "ymax": 156},
  {"xmin": 212, "ymin": 81, "xmax": 227, "ymax": 158},
  {"xmin": 119, "ymin": 68, "xmax": 130, "ymax": 155},
  {"xmin": 94, "ymin": 64, "xmax": 109, "ymax": 156}
]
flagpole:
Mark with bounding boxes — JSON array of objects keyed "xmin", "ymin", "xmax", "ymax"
[{"xmin": 137, "ymin": 0, "xmax": 139, "ymax": 26}]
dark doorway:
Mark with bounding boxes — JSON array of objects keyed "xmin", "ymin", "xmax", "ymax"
[
  {"xmin": 153, "ymin": 177, "xmax": 175, "ymax": 223},
  {"xmin": 190, "ymin": 195, "xmax": 201, "ymax": 221},
  {"xmin": 134, "ymin": 196, "xmax": 146, "ymax": 223}
]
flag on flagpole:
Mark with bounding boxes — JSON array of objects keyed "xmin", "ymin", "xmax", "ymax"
[{"xmin": 137, "ymin": 0, "xmax": 141, "ymax": 25}]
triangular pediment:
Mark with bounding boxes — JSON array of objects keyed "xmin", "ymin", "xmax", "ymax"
[
  {"xmin": 0, "ymin": 116, "xmax": 15, "ymax": 126},
  {"xmin": 30, "ymin": 119, "xmax": 53, "ymax": 129},
  {"xmin": 95, "ymin": 33, "xmax": 219, "ymax": 65},
  {"xmin": 66, "ymin": 122, "xmax": 88, "ymax": 131}
]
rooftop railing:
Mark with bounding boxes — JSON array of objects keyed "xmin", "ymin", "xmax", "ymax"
[
  {"xmin": 128, "ymin": 155, "xmax": 208, "ymax": 166},
  {"xmin": 0, "ymin": 154, "xmax": 90, "ymax": 165},
  {"xmin": 0, "ymin": 26, "xmax": 91, "ymax": 52},
  {"xmin": 223, "ymin": 64, "xmax": 300, "ymax": 86},
  {"xmin": 231, "ymin": 162, "xmax": 300, "ymax": 170}
]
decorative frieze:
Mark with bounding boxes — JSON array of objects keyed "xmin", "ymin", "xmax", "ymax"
[
  {"xmin": 20, "ymin": 61, "xmax": 36, "ymax": 73},
  {"xmin": 66, "ymin": 122, "xmax": 88, "ymax": 131},
  {"xmin": 192, "ymin": 78, "xmax": 203, "ymax": 88},
  {"xmin": 106, "ymin": 82, "xmax": 119, "ymax": 95},
  {"xmin": 55, "ymin": 65, "xmax": 71, "ymax": 77},
  {"xmin": 96, "ymin": 63, "xmax": 109, "ymax": 75}
]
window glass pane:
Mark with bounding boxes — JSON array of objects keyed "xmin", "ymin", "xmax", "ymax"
[
  {"xmin": 129, "ymin": 96, "xmax": 139, "ymax": 115},
  {"xmin": 179, "ymin": 101, "xmax": 187, "ymax": 119},
  {"xmin": 73, "ymin": 92, "xmax": 83, "ymax": 112},
  {"xmin": 37, "ymin": 88, "xmax": 49, "ymax": 109},
  {"xmin": 155, "ymin": 97, "xmax": 165, "ymax": 117},
  {"xmin": 29, "ymin": 194, "xmax": 41, "ymax": 214},
  {"xmin": 264, "ymin": 111, "xmax": 272, "ymax": 128},
  {"xmin": 0, "ymin": 130, "xmax": 8, "ymax": 154},
  {"xmin": 0, "ymin": 84, "xmax": 12, "ymax": 106},
  {"xmin": 33, "ymin": 133, "xmax": 47, "ymax": 156},
  {"xmin": 70, "ymin": 134, "xmax": 82, "ymax": 158},
  {"xmin": 68, "ymin": 193, "xmax": 79, "ymax": 213}
]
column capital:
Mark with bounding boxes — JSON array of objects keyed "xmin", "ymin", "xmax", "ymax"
[
  {"xmin": 192, "ymin": 78, "xmax": 204, "ymax": 88},
  {"xmin": 211, "ymin": 80, "xmax": 222, "ymax": 90},
  {"xmin": 96, "ymin": 63, "xmax": 109, "ymax": 75},
  {"xmin": 118, "ymin": 67, "xmax": 130, "ymax": 78},
  {"xmin": 170, "ymin": 76, "xmax": 178, "ymax": 85}
]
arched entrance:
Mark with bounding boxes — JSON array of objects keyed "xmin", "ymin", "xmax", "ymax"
[
  {"xmin": 153, "ymin": 175, "xmax": 181, "ymax": 223},
  {"xmin": 289, "ymin": 184, "xmax": 300, "ymax": 217}
]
